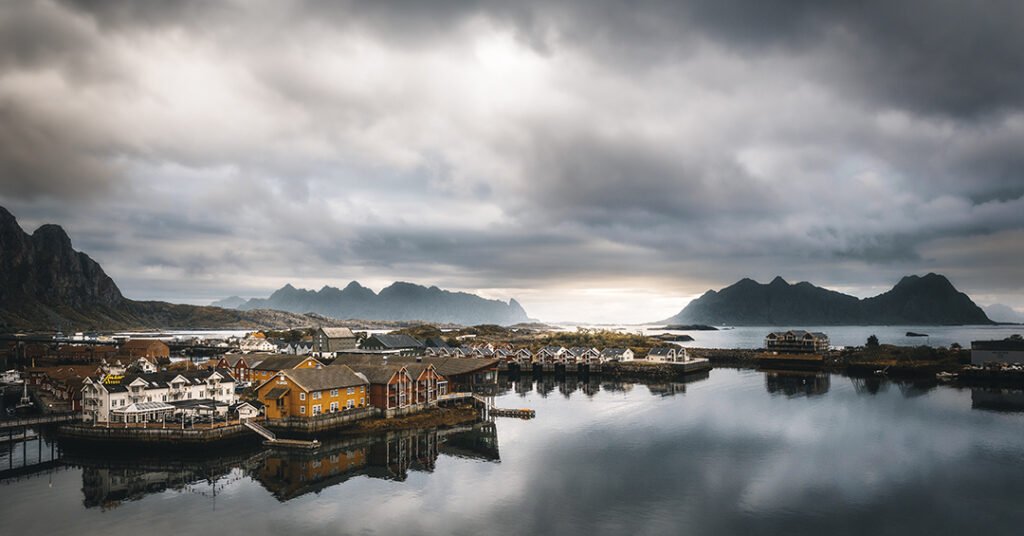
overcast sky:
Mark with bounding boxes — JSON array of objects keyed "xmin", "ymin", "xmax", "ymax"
[{"xmin": 1, "ymin": 0, "xmax": 1023, "ymax": 323}]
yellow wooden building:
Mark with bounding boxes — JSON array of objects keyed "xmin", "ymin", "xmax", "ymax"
[{"xmin": 256, "ymin": 365, "xmax": 369, "ymax": 419}]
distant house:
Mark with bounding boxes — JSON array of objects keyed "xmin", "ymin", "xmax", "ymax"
[
  {"xmin": 117, "ymin": 339, "xmax": 170, "ymax": 361},
  {"xmin": 214, "ymin": 354, "xmax": 265, "ymax": 383},
  {"xmin": 536, "ymin": 346, "xmax": 566, "ymax": 363},
  {"xmin": 248, "ymin": 354, "xmax": 324, "ymax": 384},
  {"xmin": 600, "ymin": 348, "xmax": 635, "ymax": 362},
  {"xmin": 764, "ymin": 331, "xmax": 830, "ymax": 354},
  {"xmin": 566, "ymin": 347, "xmax": 600, "ymax": 363},
  {"xmin": 26, "ymin": 364, "xmax": 100, "ymax": 411},
  {"xmin": 471, "ymin": 346, "xmax": 495, "ymax": 358},
  {"xmin": 647, "ymin": 347, "xmax": 678, "ymax": 362},
  {"xmin": 514, "ymin": 348, "xmax": 533, "ymax": 365},
  {"xmin": 313, "ymin": 327, "xmax": 358, "ymax": 353},
  {"xmin": 256, "ymin": 365, "xmax": 368, "ymax": 419},
  {"xmin": 424, "ymin": 337, "xmax": 451, "ymax": 349},
  {"xmin": 240, "ymin": 335, "xmax": 277, "ymax": 353},
  {"xmin": 360, "ymin": 334, "xmax": 425, "ymax": 355},
  {"xmin": 971, "ymin": 335, "xmax": 1024, "ymax": 365}
]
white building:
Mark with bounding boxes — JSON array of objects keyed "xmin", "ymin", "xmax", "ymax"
[
  {"xmin": 599, "ymin": 348, "xmax": 635, "ymax": 362},
  {"xmin": 648, "ymin": 347, "xmax": 687, "ymax": 363},
  {"xmin": 81, "ymin": 369, "xmax": 237, "ymax": 424},
  {"xmin": 240, "ymin": 335, "xmax": 277, "ymax": 353},
  {"xmin": 971, "ymin": 336, "xmax": 1024, "ymax": 365}
]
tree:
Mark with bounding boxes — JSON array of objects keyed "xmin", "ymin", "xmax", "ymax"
[{"xmin": 866, "ymin": 335, "xmax": 879, "ymax": 348}]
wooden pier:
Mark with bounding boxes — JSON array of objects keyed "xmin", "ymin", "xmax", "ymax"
[
  {"xmin": 0, "ymin": 413, "xmax": 78, "ymax": 430},
  {"xmin": 245, "ymin": 420, "xmax": 321, "ymax": 450}
]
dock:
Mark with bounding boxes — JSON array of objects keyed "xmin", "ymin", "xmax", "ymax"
[
  {"xmin": 245, "ymin": 420, "xmax": 320, "ymax": 450},
  {"xmin": 438, "ymin": 392, "xmax": 536, "ymax": 420}
]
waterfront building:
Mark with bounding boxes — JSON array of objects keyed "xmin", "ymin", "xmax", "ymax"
[
  {"xmin": 117, "ymin": 339, "xmax": 170, "ymax": 361},
  {"xmin": 567, "ymin": 347, "xmax": 601, "ymax": 364},
  {"xmin": 599, "ymin": 348, "xmax": 635, "ymax": 362},
  {"xmin": 26, "ymin": 364, "xmax": 100, "ymax": 411},
  {"xmin": 360, "ymin": 334, "xmax": 426, "ymax": 355},
  {"xmin": 647, "ymin": 347, "xmax": 678, "ymax": 362},
  {"xmin": 971, "ymin": 335, "xmax": 1024, "ymax": 365},
  {"xmin": 313, "ymin": 327, "xmax": 359, "ymax": 354},
  {"xmin": 514, "ymin": 348, "xmax": 534, "ymax": 365},
  {"xmin": 424, "ymin": 337, "xmax": 451, "ymax": 349},
  {"xmin": 536, "ymin": 346, "xmax": 566, "ymax": 364},
  {"xmin": 56, "ymin": 344, "xmax": 118, "ymax": 363},
  {"xmin": 81, "ymin": 369, "xmax": 237, "ymax": 423},
  {"xmin": 764, "ymin": 330, "xmax": 830, "ymax": 354},
  {"xmin": 255, "ymin": 365, "xmax": 369, "ymax": 419},
  {"xmin": 248, "ymin": 354, "xmax": 324, "ymax": 384},
  {"xmin": 344, "ymin": 364, "xmax": 415, "ymax": 411}
]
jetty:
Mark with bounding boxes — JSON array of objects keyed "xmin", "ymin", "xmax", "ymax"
[
  {"xmin": 438, "ymin": 392, "xmax": 536, "ymax": 419},
  {"xmin": 245, "ymin": 420, "xmax": 320, "ymax": 450}
]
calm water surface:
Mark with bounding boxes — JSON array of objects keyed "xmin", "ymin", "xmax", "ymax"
[{"xmin": 2, "ymin": 368, "xmax": 1023, "ymax": 535}]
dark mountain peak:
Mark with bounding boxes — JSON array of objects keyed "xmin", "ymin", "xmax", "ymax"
[
  {"xmin": 344, "ymin": 280, "xmax": 368, "ymax": 291},
  {"xmin": 663, "ymin": 273, "xmax": 990, "ymax": 326},
  {"xmin": 31, "ymin": 223, "xmax": 73, "ymax": 250},
  {"xmin": 0, "ymin": 205, "xmax": 18, "ymax": 226}
]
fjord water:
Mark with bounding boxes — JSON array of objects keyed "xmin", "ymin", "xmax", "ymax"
[
  {"xmin": 3, "ymin": 369, "xmax": 1024, "ymax": 536},
  {"xmin": 649, "ymin": 324, "xmax": 1024, "ymax": 349}
]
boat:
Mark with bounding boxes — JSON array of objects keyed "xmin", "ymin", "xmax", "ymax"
[{"xmin": 936, "ymin": 371, "xmax": 958, "ymax": 382}]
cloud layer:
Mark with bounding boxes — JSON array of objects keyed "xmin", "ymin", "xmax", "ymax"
[{"xmin": 1, "ymin": 0, "xmax": 1022, "ymax": 322}]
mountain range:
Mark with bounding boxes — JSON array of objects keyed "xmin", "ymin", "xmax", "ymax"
[
  {"xmin": 662, "ymin": 274, "xmax": 992, "ymax": 326},
  {"xmin": 215, "ymin": 282, "xmax": 530, "ymax": 326},
  {"xmin": 0, "ymin": 206, "xmax": 529, "ymax": 330}
]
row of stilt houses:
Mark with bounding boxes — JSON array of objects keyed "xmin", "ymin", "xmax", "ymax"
[{"xmin": 427, "ymin": 343, "xmax": 698, "ymax": 374}]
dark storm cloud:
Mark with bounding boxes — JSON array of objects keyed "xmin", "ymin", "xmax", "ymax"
[{"xmin": 0, "ymin": 0, "xmax": 1022, "ymax": 320}]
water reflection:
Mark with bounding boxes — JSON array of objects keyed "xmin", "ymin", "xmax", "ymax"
[
  {"xmin": 4, "ymin": 371, "xmax": 1024, "ymax": 536},
  {"xmin": 500, "ymin": 371, "xmax": 710, "ymax": 399},
  {"xmin": 763, "ymin": 370, "xmax": 831, "ymax": 397},
  {"xmin": 971, "ymin": 387, "xmax": 1024, "ymax": 412}
]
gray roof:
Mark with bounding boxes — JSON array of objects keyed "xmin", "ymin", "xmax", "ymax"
[
  {"xmin": 92, "ymin": 369, "xmax": 234, "ymax": 393},
  {"xmin": 388, "ymin": 356, "xmax": 499, "ymax": 377},
  {"xmin": 319, "ymin": 327, "xmax": 356, "ymax": 339},
  {"xmin": 601, "ymin": 348, "xmax": 629, "ymax": 356},
  {"xmin": 648, "ymin": 347, "xmax": 676, "ymax": 356},
  {"xmin": 343, "ymin": 364, "xmax": 407, "ymax": 384},
  {"xmin": 363, "ymin": 334, "xmax": 424, "ymax": 349},
  {"xmin": 284, "ymin": 365, "xmax": 367, "ymax": 391}
]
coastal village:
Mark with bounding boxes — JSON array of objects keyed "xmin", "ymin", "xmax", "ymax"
[
  {"xmin": 1, "ymin": 324, "xmax": 1022, "ymax": 451},
  {"xmin": 0, "ymin": 325, "xmax": 718, "ymax": 448}
]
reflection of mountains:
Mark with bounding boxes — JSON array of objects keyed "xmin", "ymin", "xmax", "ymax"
[
  {"xmin": 500, "ymin": 372, "xmax": 710, "ymax": 399},
  {"xmin": 971, "ymin": 388, "xmax": 1024, "ymax": 413},
  {"xmin": 71, "ymin": 424, "xmax": 499, "ymax": 506},
  {"xmin": 764, "ymin": 371, "xmax": 831, "ymax": 397}
]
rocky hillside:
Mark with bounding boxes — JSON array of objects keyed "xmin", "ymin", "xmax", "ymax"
[
  {"xmin": 227, "ymin": 281, "xmax": 530, "ymax": 326},
  {"xmin": 663, "ymin": 274, "xmax": 991, "ymax": 326},
  {"xmin": 0, "ymin": 207, "xmax": 364, "ymax": 331}
]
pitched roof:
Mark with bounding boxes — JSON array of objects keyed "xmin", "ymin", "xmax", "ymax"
[
  {"xmin": 283, "ymin": 366, "xmax": 368, "ymax": 391},
  {"xmin": 364, "ymin": 334, "xmax": 424, "ymax": 349},
  {"xmin": 343, "ymin": 364, "xmax": 407, "ymax": 384},
  {"xmin": 319, "ymin": 327, "xmax": 356, "ymax": 339},
  {"xmin": 388, "ymin": 356, "xmax": 499, "ymax": 377},
  {"xmin": 251, "ymin": 354, "xmax": 320, "ymax": 371},
  {"xmin": 649, "ymin": 347, "xmax": 676, "ymax": 355},
  {"xmin": 601, "ymin": 348, "xmax": 629, "ymax": 356}
]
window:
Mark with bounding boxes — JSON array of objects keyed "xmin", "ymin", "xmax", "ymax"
[
  {"xmin": 347, "ymin": 387, "xmax": 355, "ymax": 395},
  {"xmin": 299, "ymin": 406, "xmax": 305, "ymax": 414},
  {"xmin": 346, "ymin": 399, "xmax": 354, "ymax": 409},
  {"xmin": 330, "ymin": 402, "xmax": 338, "ymax": 412},
  {"xmin": 360, "ymin": 397, "xmax": 365, "ymax": 406},
  {"xmin": 299, "ymin": 392, "xmax": 306, "ymax": 401},
  {"xmin": 312, "ymin": 391, "xmax": 321, "ymax": 400},
  {"xmin": 312, "ymin": 405, "xmax": 321, "ymax": 415},
  {"xmin": 330, "ymin": 389, "xmax": 338, "ymax": 397},
  {"xmin": 361, "ymin": 386, "xmax": 365, "ymax": 392}
]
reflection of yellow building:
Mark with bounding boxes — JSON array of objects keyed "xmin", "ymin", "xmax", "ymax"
[
  {"xmin": 258, "ymin": 448, "xmax": 369, "ymax": 500},
  {"xmin": 256, "ymin": 366, "xmax": 368, "ymax": 419}
]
